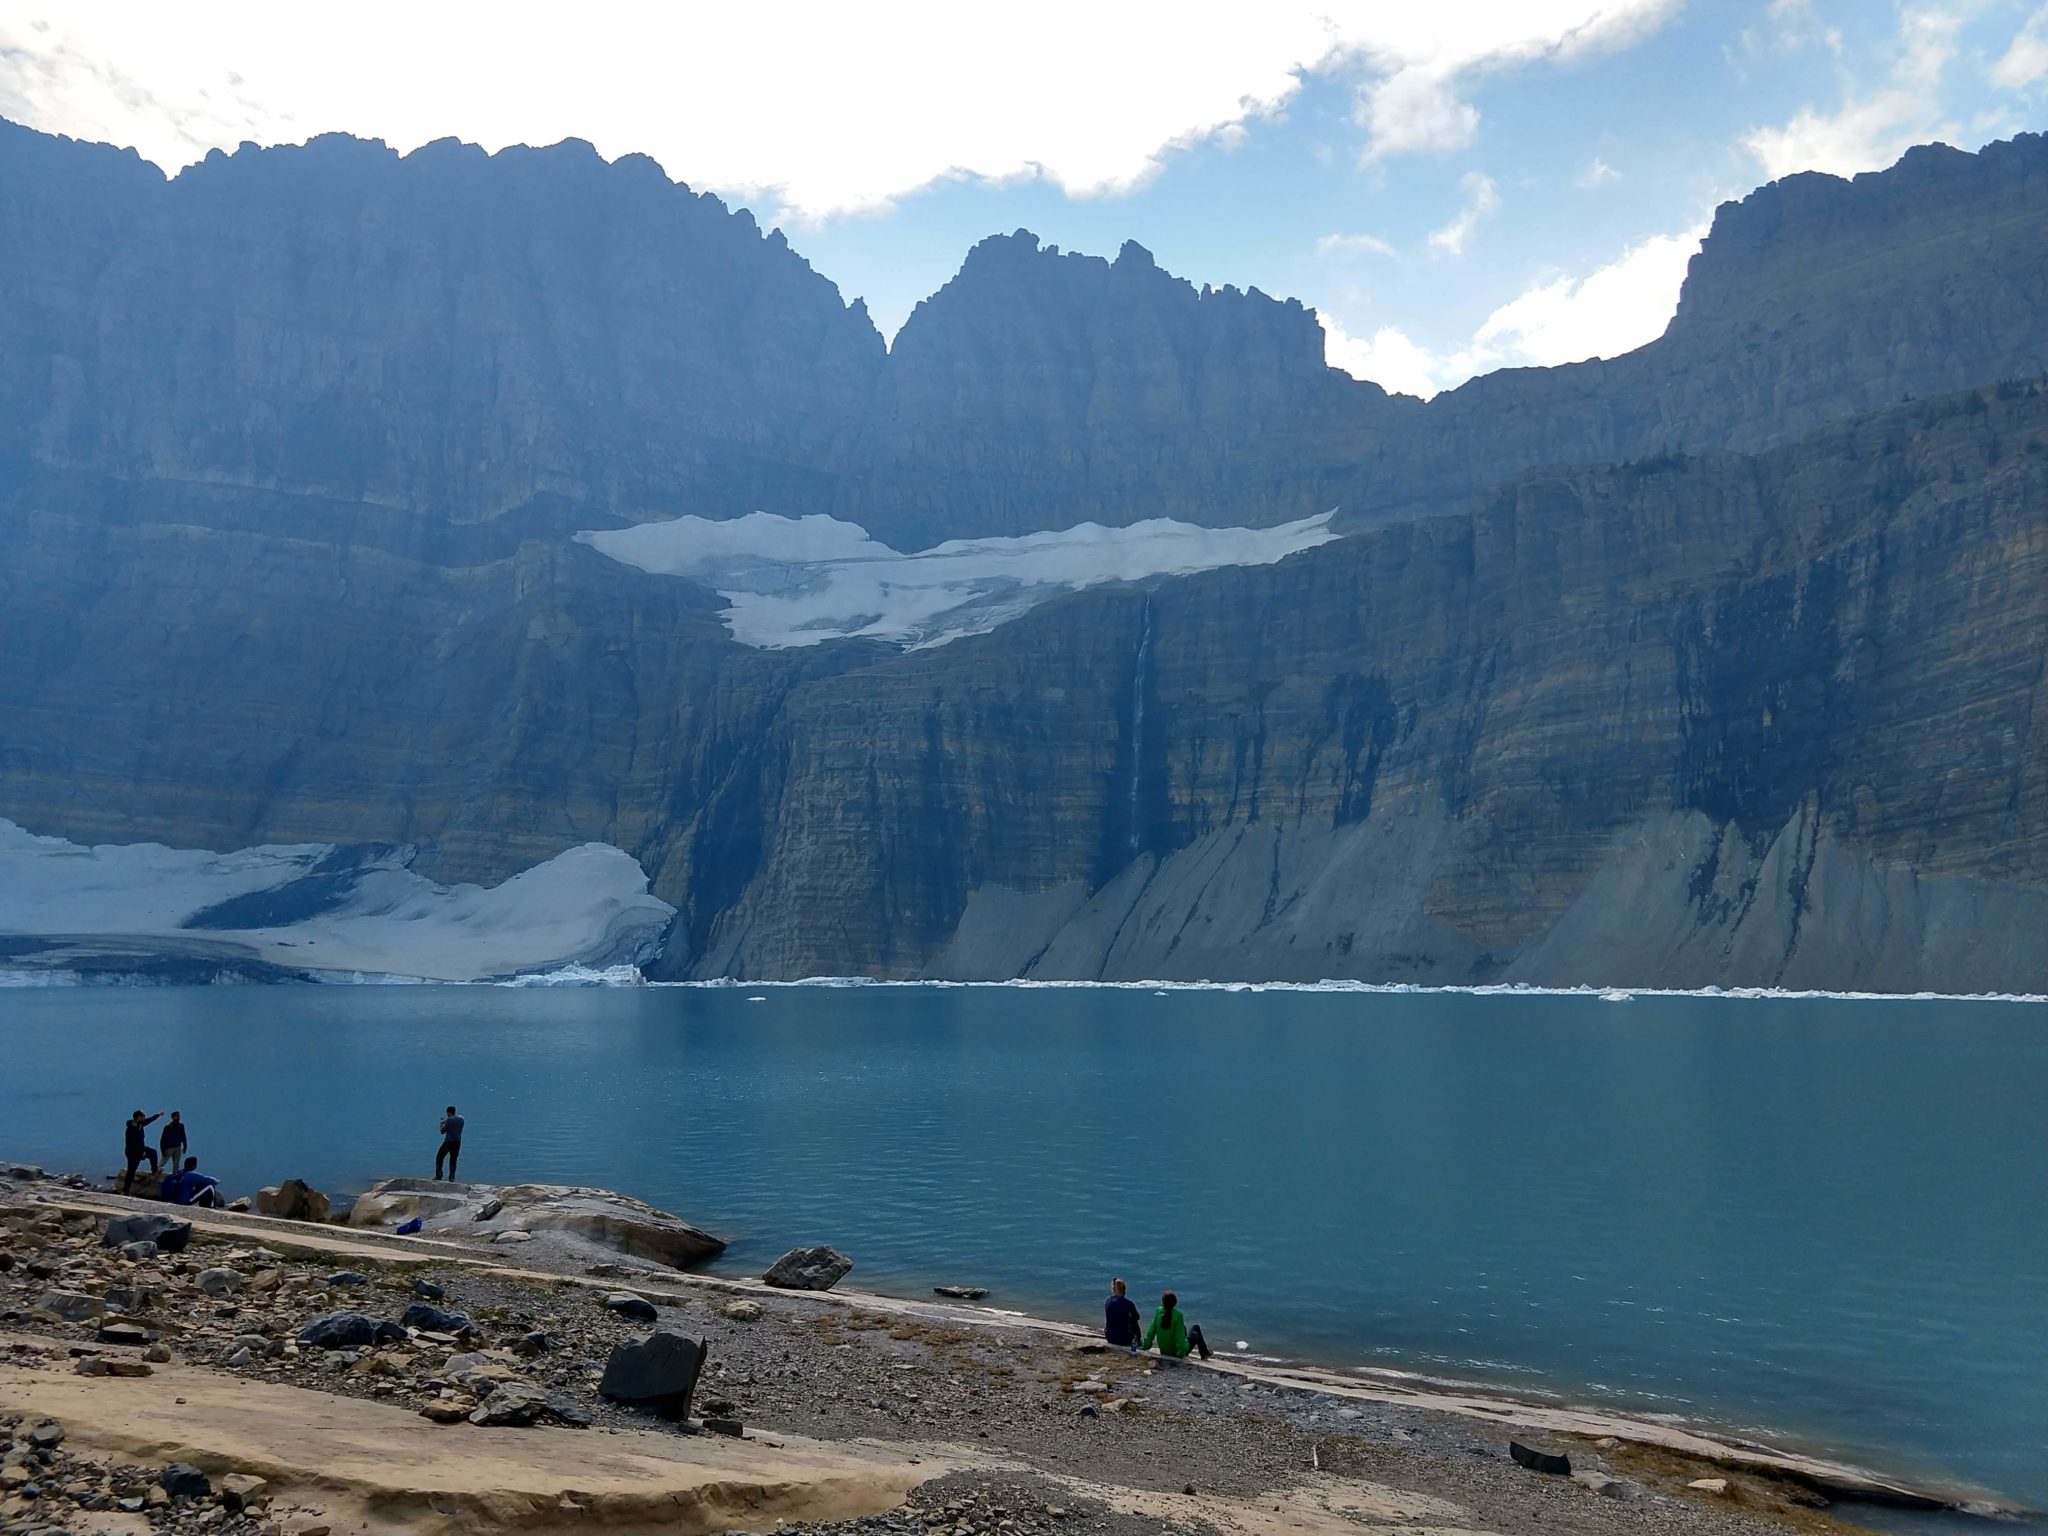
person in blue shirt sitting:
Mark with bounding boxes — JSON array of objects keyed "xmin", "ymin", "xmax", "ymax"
[
  {"xmin": 1104, "ymin": 1276, "xmax": 1142, "ymax": 1353},
  {"xmin": 159, "ymin": 1157, "xmax": 223, "ymax": 1209}
]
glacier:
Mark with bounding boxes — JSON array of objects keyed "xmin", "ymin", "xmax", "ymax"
[
  {"xmin": 577, "ymin": 510, "xmax": 1338, "ymax": 648},
  {"xmin": 0, "ymin": 820, "xmax": 674, "ymax": 983}
]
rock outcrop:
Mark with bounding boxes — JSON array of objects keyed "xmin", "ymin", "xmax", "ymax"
[{"xmin": 347, "ymin": 1180, "xmax": 725, "ymax": 1270}]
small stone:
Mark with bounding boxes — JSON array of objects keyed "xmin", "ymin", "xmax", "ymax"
[
  {"xmin": 144, "ymin": 1484, "xmax": 171, "ymax": 1509},
  {"xmin": 26, "ymin": 1422, "xmax": 63, "ymax": 1450},
  {"xmin": 220, "ymin": 1474, "xmax": 269, "ymax": 1511},
  {"xmin": 143, "ymin": 1344, "xmax": 172, "ymax": 1363},
  {"xmin": 35, "ymin": 1291, "xmax": 104, "ymax": 1323},
  {"xmin": 103, "ymin": 1358, "xmax": 153, "ymax": 1377},
  {"xmin": 296, "ymin": 1311, "xmax": 404, "ymax": 1350},
  {"xmin": 473, "ymin": 1198, "xmax": 504, "ymax": 1222},
  {"xmin": 411, "ymin": 1278, "xmax": 446, "ymax": 1301},
  {"xmin": 400, "ymin": 1303, "xmax": 474, "ymax": 1335},
  {"xmin": 720, "ymin": 1299, "xmax": 763, "ymax": 1322},
  {"xmin": 468, "ymin": 1382, "xmax": 549, "ymax": 1427},
  {"xmin": 324, "ymin": 1272, "xmax": 368, "ymax": 1287},
  {"xmin": 96, "ymin": 1321, "xmax": 152, "ymax": 1346},
  {"xmin": 1687, "ymin": 1477, "xmax": 1731, "ymax": 1495},
  {"xmin": 158, "ymin": 1463, "xmax": 210, "ymax": 1499},
  {"xmin": 101, "ymin": 1214, "xmax": 192, "ymax": 1254},
  {"xmin": 224, "ymin": 1347, "xmax": 254, "ymax": 1367},
  {"xmin": 1574, "ymin": 1473, "xmax": 1628, "ymax": 1498},
  {"xmin": 419, "ymin": 1400, "xmax": 474, "ymax": 1424},
  {"xmin": 119, "ymin": 1241, "xmax": 159, "ymax": 1262},
  {"xmin": 493, "ymin": 1230, "xmax": 533, "ymax": 1245},
  {"xmin": 195, "ymin": 1268, "xmax": 247, "ymax": 1297},
  {"xmin": 602, "ymin": 1293, "xmax": 658, "ymax": 1323}
]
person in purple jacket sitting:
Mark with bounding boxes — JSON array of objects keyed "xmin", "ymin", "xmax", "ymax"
[{"xmin": 1104, "ymin": 1277, "xmax": 1142, "ymax": 1353}]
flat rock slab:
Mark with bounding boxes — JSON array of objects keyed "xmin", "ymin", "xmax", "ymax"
[{"xmin": 0, "ymin": 1347, "xmax": 930, "ymax": 1532}]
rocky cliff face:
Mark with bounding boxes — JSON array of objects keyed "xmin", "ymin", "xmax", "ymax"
[
  {"xmin": 663, "ymin": 386, "xmax": 2048, "ymax": 990},
  {"xmin": 1, "ymin": 119, "xmax": 2043, "ymax": 990}
]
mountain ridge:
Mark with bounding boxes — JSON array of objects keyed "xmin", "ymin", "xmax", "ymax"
[{"xmin": 0, "ymin": 118, "xmax": 2043, "ymax": 990}]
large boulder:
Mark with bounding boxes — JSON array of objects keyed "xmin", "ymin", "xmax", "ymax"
[
  {"xmin": 598, "ymin": 1331, "xmax": 704, "ymax": 1418},
  {"xmin": 347, "ymin": 1179, "xmax": 724, "ymax": 1268},
  {"xmin": 102, "ymin": 1213, "xmax": 192, "ymax": 1253},
  {"xmin": 762, "ymin": 1246, "xmax": 852, "ymax": 1291},
  {"xmin": 296, "ymin": 1311, "xmax": 404, "ymax": 1350},
  {"xmin": 253, "ymin": 1180, "xmax": 331, "ymax": 1223}
]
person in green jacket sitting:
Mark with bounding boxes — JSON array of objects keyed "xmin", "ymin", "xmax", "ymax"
[{"xmin": 1141, "ymin": 1290, "xmax": 1212, "ymax": 1360}]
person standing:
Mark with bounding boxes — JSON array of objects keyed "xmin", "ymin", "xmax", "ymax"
[
  {"xmin": 121, "ymin": 1110, "xmax": 162, "ymax": 1193},
  {"xmin": 1104, "ymin": 1277, "xmax": 1142, "ymax": 1353},
  {"xmin": 1141, "ymin": 1289, "xmax": 1212, "ymax": 1361},
  {"xmin": 158, "ymin": 1110, "xmax": 189, "ymax": 1171},
  {"xmin": 433, "ymin": 1105, "xmax": 464, "ymax": 1180}
]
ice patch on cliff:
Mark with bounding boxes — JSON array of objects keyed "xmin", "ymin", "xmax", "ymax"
[
  {"xmin": 0, "ymin": 820, "xmax": 674, "ymax": 983},
  {"xmin": 576, "ymin": 510, "xmax": 1338, "ymax": 648}
]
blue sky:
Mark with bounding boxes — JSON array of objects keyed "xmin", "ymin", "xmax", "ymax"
[{"xmin": 3, "ymin": 1, "xmax": 2043, "ymax": 396}]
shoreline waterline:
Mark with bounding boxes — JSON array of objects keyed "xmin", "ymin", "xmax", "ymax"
[{"xmin": 6, "ymin": 963, "xmax": 2046, "ymax": 1005}]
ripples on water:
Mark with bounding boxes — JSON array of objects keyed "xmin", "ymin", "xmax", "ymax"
[{"xmin": 1, "ymin": 983, "xmax": 2042, "ymax": 1507}]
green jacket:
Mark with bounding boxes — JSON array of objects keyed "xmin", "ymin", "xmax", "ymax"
[{"xmin": 1142, "ymin": 1305, "xmax": 1191, "ymax": 1358}]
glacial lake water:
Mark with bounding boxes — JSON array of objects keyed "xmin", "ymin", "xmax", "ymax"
[{"xmin": 1, "ymin": 982, "xmax": 2043, "ymax": 1508}]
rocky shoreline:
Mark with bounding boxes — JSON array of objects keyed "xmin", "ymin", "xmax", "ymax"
[{"xmin": 0, "ymin": 1166, "xmax": 2014, "ymax": 1536}]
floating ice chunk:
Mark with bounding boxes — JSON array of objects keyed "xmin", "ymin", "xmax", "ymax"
[{"xmin": 577, "ymin": 510, "xmax": 1339, "ymax": 649}]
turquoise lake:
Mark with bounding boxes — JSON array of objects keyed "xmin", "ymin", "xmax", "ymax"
[{"xmin": 2, "ymin": 983, "xmax": 2042, "ymax": 1507}]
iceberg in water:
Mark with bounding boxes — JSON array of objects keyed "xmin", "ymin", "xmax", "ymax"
[
  {"xmin": 0, "ymin": 820, "xmax": 673, "ymax": 983},
  {"xmin": 577, "ymin": 510, "xmax": 1338, "ymax": 649}
]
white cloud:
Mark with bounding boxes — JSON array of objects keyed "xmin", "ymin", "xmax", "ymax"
[
  {"xmin": 0, "ymin": 2, "xmax": 1682, "ymax": 220},
  {"xmin": 1427, "ymin": 171, "xmax": 1500, "ymax": 256},
  {"xmin": 1316, "ymin": 231, "xmax": 1399, "ymax": 259},
  {"xmin": 1742, "ymin": 6, "xmax": 1961, "ymax": 180},
  {"xmin": 1992, "ymin": 3, "xmax": 2048, "ymax": 88},
  {"xmin": 1320, "ymin": 315, "xmax": 1445, "ymax": 398},
  {"xmin": 1575, "ymin": 157, "xmax": 1619, "ymax": 187},
  {"xmin": 1321, "ymin": 219, "xmax": 1704, "ymax": 396},
  {"xmin": 1350, "ymin": 0, "xmax": 1680, "ymax": 159},
  {"xmin": 1460, "ymin": 223, "xmax": 1706, "ymax": 370}
]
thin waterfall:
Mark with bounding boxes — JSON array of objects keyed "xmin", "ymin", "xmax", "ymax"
[{"xmin": 1128, "ymin": 597, "xmax": 1153, "ymax": 851}]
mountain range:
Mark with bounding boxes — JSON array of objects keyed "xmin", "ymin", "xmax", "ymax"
[{"xmin": 0, "ymin": 117, "xmax": 2042, "ymax": 988}]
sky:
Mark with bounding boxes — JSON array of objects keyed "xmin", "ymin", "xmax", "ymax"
[{"xmin": 1, "ymin": 1, "xmax": 2043, "ymax": 399}]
